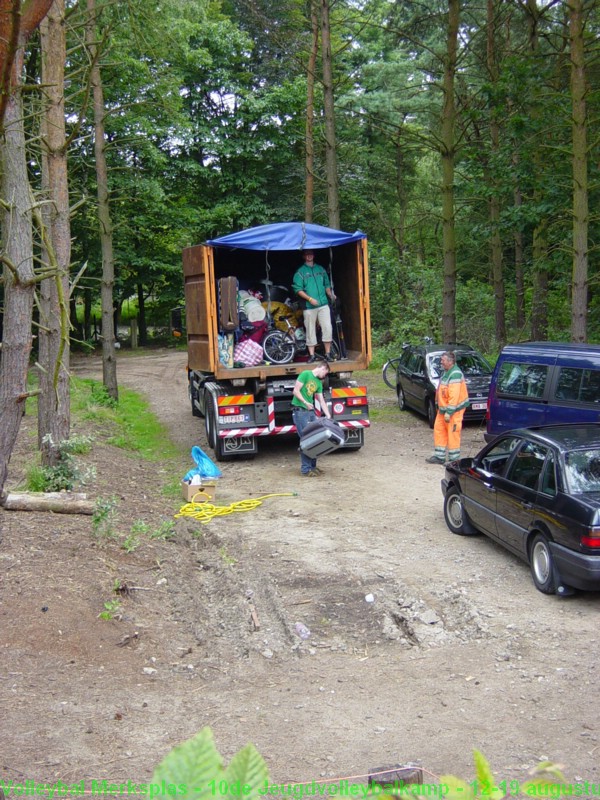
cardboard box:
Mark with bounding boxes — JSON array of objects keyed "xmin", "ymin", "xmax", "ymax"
[{"xmin": 181, "ymin": 481, "xmax": 216, "ymax": 503}]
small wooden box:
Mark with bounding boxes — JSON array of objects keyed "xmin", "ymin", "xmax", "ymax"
[{"xmin": 181, "ymin": 481, "xmax": 216, "ymax": 503}]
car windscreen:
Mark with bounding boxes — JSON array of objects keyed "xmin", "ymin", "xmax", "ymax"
[
  {"xmin": 428, "ymin": 352, "xmax": 491, "ymax": 379},
  {"xmin": 564, "ymin": 448, "xmax": 600, "ymax": 493},
  {"xmin": 457, "ymin": 353, "xmax": 492, "ymax": 376}
]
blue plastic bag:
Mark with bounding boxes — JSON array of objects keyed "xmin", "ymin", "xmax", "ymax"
[{"xmin": 183, "ymin": 446, "xmax": 222, "ymax": 482}]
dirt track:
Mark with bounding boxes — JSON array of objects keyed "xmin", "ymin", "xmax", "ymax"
[{"xmin": 1, "ymin": 349, "xmax": 600, "ymax": 791}]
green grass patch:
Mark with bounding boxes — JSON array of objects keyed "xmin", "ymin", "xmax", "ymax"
[{"xmin": 72, "ymin": 378, "xmax": 180, "ymax": 461}]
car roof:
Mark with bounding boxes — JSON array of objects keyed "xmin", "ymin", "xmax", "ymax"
[
  {"xmin": 501, "ymin": 341, "xmax": 600, "ymax": 357},
  {"xmin": 405, "ymin": 343, "xmax": 478, "ymax": 355},
  {"xmin": 505, "ymin": 423, "xmax": 600, "ymax": 451}
]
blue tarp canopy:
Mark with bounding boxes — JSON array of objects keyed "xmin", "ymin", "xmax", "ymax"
[{"xmin": 206, "ymin": 222, "xmax": 366, "ymax": 251}]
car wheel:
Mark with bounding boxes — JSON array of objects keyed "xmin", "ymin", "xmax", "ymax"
[
  {"xmin": 427, "ymin": 398, "xmax": 436, "ymax": 429},
  {"xmin": 397, "ymin": 385, "xmax": 406, "ymax": 410},
  {"xmin": 443, "ymin": 486, "xmax": 477, "ymax": 535},
  {"xmin": 529, "ymin": 533, "xmax": 558, "ymax": 594}
]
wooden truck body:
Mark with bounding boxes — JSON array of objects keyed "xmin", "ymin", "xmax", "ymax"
[{"xmin": 183, "ymin": 222, "xmax": 371, "ymax": 460}]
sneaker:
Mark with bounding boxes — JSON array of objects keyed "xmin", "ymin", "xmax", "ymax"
[
  {"xmin": 312, "ymin": 466, "xmax": 325, "ymax": 475},
  {"xmin": 307, "ymin": 355, "xmax": 317, "ymax": 363},
  {"xmin": 425, "ymin": 456, "xmax": 445, "ymax": 464},
  {"xmin": 302, "ymin": 469, "xmax": 319, "ymax": 477},
  {"xmin": 325, "ymin": 353, "xmax": 336, "ymax": 362}
]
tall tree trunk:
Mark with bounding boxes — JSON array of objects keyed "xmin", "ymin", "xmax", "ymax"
[
  {"xmin": 527, "ymin": 0, "xmax": 548, "ymax": 340},
  {"xmin": 321, "ymin": 0, "xmax": 340, "ymax": 229},
  {"xmin": 305, "ymin": 0, "xmax": 318, "ymax": 222},
  {"xmin": 38, "ymin": 0, "xmax": 71, "ymax": 466},
  {"xmin": 137, "ymin": 282, "xmax": 147, "ymax": 346},
  {"xmin": 86, "ymin": 0, "xmax": 118, "ymax": 399},
  {"xmin": 513, "ymin": 168, "xmax": 526, "ymax": 331},
  {"xmin": 0, "ymin": 0, "xmax": 54, "ymax": 497},
  {"xmin": 569, "ymin": 0, "xmax": 588, "ymax": 343},
  {"xmin": 487, "ymin": 0, "xmax": 505, "ymax": 347},
  {"xmin": 0, "ymin": 90, "xmax": 35, "ymax": 496},
  {"xmin": 441, "ymin": 0, "xmax": 459, "ymax": 343}
]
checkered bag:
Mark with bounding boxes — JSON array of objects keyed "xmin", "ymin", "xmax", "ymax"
[{"xmin": 233, "ymin": 338, "xmax": 263, "ymax": 366}]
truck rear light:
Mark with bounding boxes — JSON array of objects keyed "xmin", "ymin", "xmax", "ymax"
[
  {"xmin": 346, "ymin": 396, "xmax": 367, "ymax": 406},
  {"xmin": 581, "ymin": 529, "xmax": 600, "ymax": 548},
  {"xmin": 219, "ymin": 406, "xmax": 241, "ymax": 416}
]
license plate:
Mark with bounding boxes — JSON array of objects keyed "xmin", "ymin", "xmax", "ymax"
[
  {"xmin": 222, "ymin": 414, "xmax": 245, "ymax": 423},
  {"xmin": 471, "ymin": 402, "xmax": 486, "ymax": 411}
]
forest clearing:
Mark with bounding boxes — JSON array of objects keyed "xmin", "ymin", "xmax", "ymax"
[{"xmin": 1, "ymin": 351, "xmax": 599, "ymax": 788}]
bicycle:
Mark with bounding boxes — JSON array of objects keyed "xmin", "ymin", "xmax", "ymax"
[{"xmin": 262, "ymin": 313, "xmax": 341, "ymax": 365}]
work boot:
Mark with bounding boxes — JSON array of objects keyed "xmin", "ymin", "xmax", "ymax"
[{"xmin": 425, "ymin": 456, "xmax": 444, "ymax": 464}]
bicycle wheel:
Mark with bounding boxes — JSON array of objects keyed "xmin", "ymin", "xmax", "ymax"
[
  {"xmin": 382, "ymin": 357, "xmax": 401, "ymax": 390},
  {"xmin": 262, "ymin": 330, "xmax": 295, "ymax": 364}
]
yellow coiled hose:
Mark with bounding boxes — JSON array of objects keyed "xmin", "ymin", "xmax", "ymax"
[{"xmin": 175, "ymin": 492, "xmax": 297, "ymax": 524}]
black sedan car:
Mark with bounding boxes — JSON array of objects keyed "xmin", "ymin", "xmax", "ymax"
[
  {"xmin": 441, "ymin": 424, "xmax": 600, "ymax": 595},
  {"xmin": 383, "ymin": 342, "xmax": 492, "ymax": 428}
]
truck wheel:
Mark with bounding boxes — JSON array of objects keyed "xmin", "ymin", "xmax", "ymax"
[
  {"xmin": 190, "ymin": 380, "xmax": 202, "ymax": 418},
  {"xmin": 204, "ymin": 393, "xmax": 217, "ymax": 449}
]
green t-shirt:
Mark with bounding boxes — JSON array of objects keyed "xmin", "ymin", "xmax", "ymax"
[
  {"xmin": 292, "ymin": 263, "xmax": 331, "ymax": 309},
  {"xmin": 291, "ymin": 370, "xmax": 323, "ymax": 409}
]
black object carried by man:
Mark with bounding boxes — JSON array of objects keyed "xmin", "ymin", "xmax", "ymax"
[{"xmin": 299, "ymin": 417, "xmax": 346, "ymax": 458}]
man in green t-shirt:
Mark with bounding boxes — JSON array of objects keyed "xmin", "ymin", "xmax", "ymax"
[
  {"xmin": 292, "ymin": 250, "xmax": 336, "ymax": 362},
  {"xmin": 291, "ymin": 362, "xmax": 331, "ymax": 476}
]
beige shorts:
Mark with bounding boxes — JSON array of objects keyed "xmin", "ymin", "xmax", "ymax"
[{"xmin": 303, "ymin": 305, "xmax": 332, "ymax": 347}]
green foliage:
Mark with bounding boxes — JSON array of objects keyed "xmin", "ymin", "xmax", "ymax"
[
  {"xmin": 25, "ymin": 435, "xmax": 96, "ymax": 493},
  {"xmin": 98, "ymin": 598, "xmax": 122, "ymax": 621},
  {"xmin": 92, "ymin": 496, "xmax": 119, "ymax": 539},
  {"xmin": 121, "ymin": 518, "xmax": 176, "ymax": 550},
  {"xmin": 74, "ymin": 379, "xmax": 179, "ymax": 462},
  {"xmin": 150, "ymin": 520, "xmax": 176, "ymax": 540},
  {"xmin": 152, "ymin": 727, "xmax": 269, "ymax": 800}
]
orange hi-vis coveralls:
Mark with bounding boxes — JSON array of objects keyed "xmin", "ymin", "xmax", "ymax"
[{"xmin": 433, "ymin": 364, "xmax": 470, "ymax": 462}]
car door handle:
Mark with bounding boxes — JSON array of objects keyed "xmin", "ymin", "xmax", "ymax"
[
  {"xmin": 483, "ymin": 483, "xmax": 496, "ymax": 493},
  {"xmin": 520, "ymin": 501, "xmax": 533, "ymax": 509}
]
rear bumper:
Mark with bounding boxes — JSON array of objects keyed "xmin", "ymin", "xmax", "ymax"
[{"xmin": 550, "ymin": 541, "xmax": 600, "ymax": 592}]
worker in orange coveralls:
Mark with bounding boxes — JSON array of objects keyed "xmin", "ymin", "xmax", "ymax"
[{"xmin": 425, "ymin": 351, "xmax": 469, "ymax": 464}]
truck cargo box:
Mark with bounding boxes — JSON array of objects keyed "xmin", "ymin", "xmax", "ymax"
[
  {"xmin": 184, "ymin": 222, "xmax": 372, "ymax": 460},
  {"xmin": 183, "ymin": 222, "xmax": 371, "ymax": 380}
]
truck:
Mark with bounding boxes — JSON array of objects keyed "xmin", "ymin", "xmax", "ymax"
[{"xmin": 183, "ymin": 221, "xmax": 372, "ymax": 461}]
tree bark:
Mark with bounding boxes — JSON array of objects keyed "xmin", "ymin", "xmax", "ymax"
[
  {"xmin": 569, "ymin": 0, "xmax": 588, "ymax": 343},
  {"xmin": 2, "ymin": 491, "xmax": 94, "ymax": 514},
  {"xmin": 38, "ymin": 0, "xmax": 71, "ymax": 466},
  {"xmin": 86, "ymin": 0, "xmax": 118, "ymax": 399},
  {"xmin": 487, "ymin": 0, "xmax": 505, "ymax": 347},
  {"xmin": 0, "ymin": 0, "xmax": 54, "ymax": 498},
  {"xmin": 321, "ymin": 0, "xmax": 340, "ymax": 229},
  {"xmin": 527, "ymin": 0, "xmax": 548, "ymax": 340},
  {"xmin": 441, "ymin": 0, "xmax": 459, "ymax": 343},
  {"xmin": 305, "ymin": 0, "xmax": 318, "ymax": 223}
]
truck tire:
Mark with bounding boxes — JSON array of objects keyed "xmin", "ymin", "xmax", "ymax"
[
  {"xmin": 190, "ymin": 380, "xmax": 203, "ymax": 418},
  {"xmin": 204, "ymin": 392, "xmax": 235, "ymax": 462},
  {"xmin": 204, "ymin": 392, "xmax": 217, "ymax": 449}
]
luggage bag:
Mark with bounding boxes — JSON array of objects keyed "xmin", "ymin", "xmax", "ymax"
[{"xmin": 299, "ymin": 418, "xmax": 346, "ymax": 458}]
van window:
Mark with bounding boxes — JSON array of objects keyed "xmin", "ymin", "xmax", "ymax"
[
  {"xmin": 555, "ymin": 368, "xmax": 600, "ymax": 404},
  {"xmin": 497, "ymin": 362, "xmax": 549, "ymax": 399}
]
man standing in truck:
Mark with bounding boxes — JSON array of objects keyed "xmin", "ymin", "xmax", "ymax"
[
  {"xmin": 292, "ymin": 250, "xmax": 336, "ymax": 362},
  {"xmin": 292, "ymin": 362, "xmax": 332, "ymax": 476}
]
